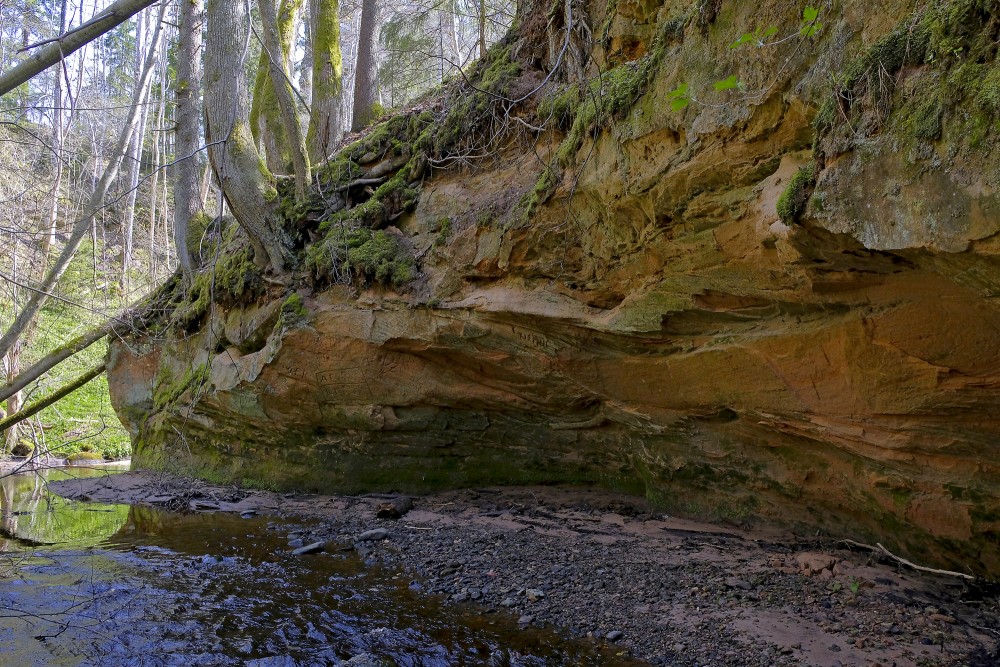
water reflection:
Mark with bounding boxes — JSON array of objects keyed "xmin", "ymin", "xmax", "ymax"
[
  {"xmin": 0, "ymin": 473, "xmax": 642, "ymax": 667},
  {"xmin": 0, "ymin": 466, "xmax": 129, "ymax": 549}
]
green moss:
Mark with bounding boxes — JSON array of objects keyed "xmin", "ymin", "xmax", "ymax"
[
  {"xmin": 278, "ymin": 293, "xmax": 309, "ymax": 328},
  {"xmin": 307, "ymin": 225, "xmax": 415, "ymax": 287},
  {"xmin": 819, "ymin": 0, "xmax": 1000, "ymax": 153},
  {"xmin": 66, "ymin": 451, "xmax": 105, "ymax": 463},
  {"xmin": 214, "ymin": 244, "xmax": 263, "ymax": 302},
  {"xmin": 432, "ymin": 217, "xmax": 452, "ymax": 246},
  {"xmin": 185, "ymin": 211, "xmax": 214, "ymax": 264},
  {"xmin": 153, "ymin": 363, "xmax": 211, "ymax": 413},
  {"xmin": 306, "ymin": 0, "xmax": 343, "ymax": 157},
  {"xmin": 776, "ymin": 163, "xmax": 816, "ymax": 224},
  {"xmin": 515, "ymin": 166, "xmax": 557, "ymax": 224},
  {"xmin": 537, "ymin": 83, "xmax": 581, "ymax": 130}
]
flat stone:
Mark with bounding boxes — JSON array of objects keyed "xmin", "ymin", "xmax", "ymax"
[
  {"xmin": 292, "ymin": 541, "xmax": 325, "ymax": 556},
  {"xmin": 357, "ymin": 528, "xmax": 389, "ymax": 542}
]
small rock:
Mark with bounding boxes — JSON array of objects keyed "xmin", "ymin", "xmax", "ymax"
[
  {"xmin": 292, "ymin": 541, "xmax": 325, "ymax": 556},
  {"xmin": 345, "ymin": 654, "xmax": 383, "ymax": 667},
  {"xmin": 452, "ymin": 592, "xmax": 469, "ymax": 603},
  {"xmin": 928, "ymin": 613, "xmax": 956, "ymax": 624},
  {"xmin": 240, "ymin": 510, "xmax": 257, "ymax": 518},
  {"xmin": 357, "ymin": 528, "xmax": 388, "ymax": 542},
  {"xmin": 287, "ymin": 538, "xmax": 304, "ymax": 548},
  {"xmin": 517, "ymin": 615, "xmax": 533, "ymax": 625},
  {"xmin": 725, "ymin": 578, "xmax": 753, "ymax": 591},
  {"xmin": 795, "ymin": 552, "xmax": 837, "ymax": 575},
  {"xmin": 500, "ymin": 597, "xmax": 516, "ymax": 607},
  {"xmin": 375, "ymin": 497, "xmax": 413, "ymax": 520},
  {"xmin": 525, "ymin": 588, "xmax": 545, "ymax": 602},
  {"xmin": 606, "ymin": 630, "xmax": 624, "ymax": 641}
]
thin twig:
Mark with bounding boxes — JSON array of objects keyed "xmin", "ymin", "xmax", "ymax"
[{"xmin": 842, "ymin": 539, "xmax": 976, "ymax": 580}]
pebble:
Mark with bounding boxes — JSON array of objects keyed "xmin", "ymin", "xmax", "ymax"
[
  {"xmin": 525, "ymin": 588, "xmax": 545, "ymax": 601},
  {"xmin": 606, "ymin": 630, "xmax": 623, "ymax": 641}
]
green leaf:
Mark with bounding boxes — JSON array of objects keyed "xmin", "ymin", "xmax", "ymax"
[
  {"xmin": 802, "ymin": 6, "xmax": 819, "ymax": 21},
  {"xmin": 762, "ymin": 26, "xmax": 778, "ymax": 38},
  {"xmin": 666, "ymin": 83, "xmax": 690, "ymax": 111},
  {"xmin": 799, "ymin": 21, "xmax": 822, "ymax": 37},
  {"xmin": 730, "ymin": 32, "xmax": 753, "ymax": 49},
  {"xmin": 714, "ymin": 75, "xmax": 739, "ymax": 92}
]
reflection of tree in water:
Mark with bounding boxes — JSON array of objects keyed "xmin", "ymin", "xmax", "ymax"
[
  {"xmin": 0, "ymin": 469, "xmax": 129, "ymax": 547},
  {"xmin": 0, "ymin": 480, "xmax": 16, "ymax": 551}
]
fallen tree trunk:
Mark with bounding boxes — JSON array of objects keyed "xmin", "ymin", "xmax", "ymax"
[
  {"xmin": 0, "ymin": 0, "xmax": 159, "ymax": 97},
  {"xmin": 0, "ymin": 321, "xmax": 111, "ymax": 404},
  {"xmin": 0, "ymin": 363, "xmax": 106, "ymax": 434}
]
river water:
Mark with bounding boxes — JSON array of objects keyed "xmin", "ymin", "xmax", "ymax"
[{"xmin": 0, "ymin": 467, "xmax": 640, "ymax": 666}]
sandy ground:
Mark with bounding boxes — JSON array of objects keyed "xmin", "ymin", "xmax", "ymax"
[{"xmin": 51, "ymin": 470, "xmax": 1000, "ymax": 667}]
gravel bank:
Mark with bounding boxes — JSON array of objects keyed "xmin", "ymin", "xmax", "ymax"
[{"xmin": 52, "ymin": 471, "xmax": 1000, "ymax": 666}]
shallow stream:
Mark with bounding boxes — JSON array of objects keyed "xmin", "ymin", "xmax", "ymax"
[{"xmin": 0, "ymin": 467, "xmax": 640, "ymax": 666}]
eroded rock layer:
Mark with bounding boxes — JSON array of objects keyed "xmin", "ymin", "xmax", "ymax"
[{"xmin": 110, "ymin": 0, "xmax": 1000, "ymax": 574}]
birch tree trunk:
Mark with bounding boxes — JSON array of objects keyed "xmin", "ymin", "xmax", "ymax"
[{"xmin": 42, "ymin": 0, "xmax": 69, "ymax": 257}]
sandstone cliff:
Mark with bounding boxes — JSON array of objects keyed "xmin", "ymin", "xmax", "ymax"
[{"xmin": 109, "ymin": 0, "xmax": 1000, "ymax": 574}]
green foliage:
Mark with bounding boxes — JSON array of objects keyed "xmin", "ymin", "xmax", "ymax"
[
  {"xmin": 776, "ymin": 164, "xmax": 816, "ymax": 224},
  {"xmin": 799, "ymin": 6, "xmax": 822, "ymax": 38},
  {"xmin": 730, "ymin": 26, "xmax": 777, "ymax": 49},
  {"xmin": 667, "ymin": 83, "xmax": 691, "ymax": 111},
  {"xmin": 713, "ymin": 75, "xmax": 741, "ymax": 92}
]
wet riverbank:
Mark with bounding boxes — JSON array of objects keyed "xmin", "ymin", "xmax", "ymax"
[
  {"xmin": 2, "ymin": 467, "xmax": 640, "ymax": 666},
  {"xmin": 49, "ymin": 471, "xmax": 1000, "ymax": 666}
]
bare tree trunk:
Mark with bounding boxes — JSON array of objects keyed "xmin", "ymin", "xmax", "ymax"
[
  {"xmin": 0, "ymin": 3, "xmax": 166, "ymax": 363},
  {"xmin": 0, "ymin": 0, "xmax": 159, "ymax": 96},
  {"xmin": 306, "ymin": 0, "xmax": 343, "ymax": 162},
  {"xmin": 258, "ymin": 0, "xmax": 310, "ymax": 200},
  {"xmin": 42, "ymin": 0, "xmax": 70, "ymax": 257},
  {"xmin": 174, "ymin": 0, "xmax": 204, "ymax": 280},
  {"xmin": 121, "ymin": 10, "xmax": 151, "ymax": 290},
  {"xmin": 0, "ymin": 321, "xmax": 112, "ymax": 405},
  {"xmin": 299, "ymin": 16, "xmax": 313, "ymax": 117},
  {"xmin": 350, "ymin": 0, "xmax": 377, "ymax": 132},
  {"xmin": 449, "ymin": 0, "xmax": 461, "ymax": 67},
  {"xmin": 0, "ymin": 363, "xmax": 106, "ymax": 435},
  {"xmin": 479, "ymin": 0, "xmax": 487, "ymax": 58},
  {"xmin": 204, "ymin": 0, "xmax": 295, "ymax": 272}
]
